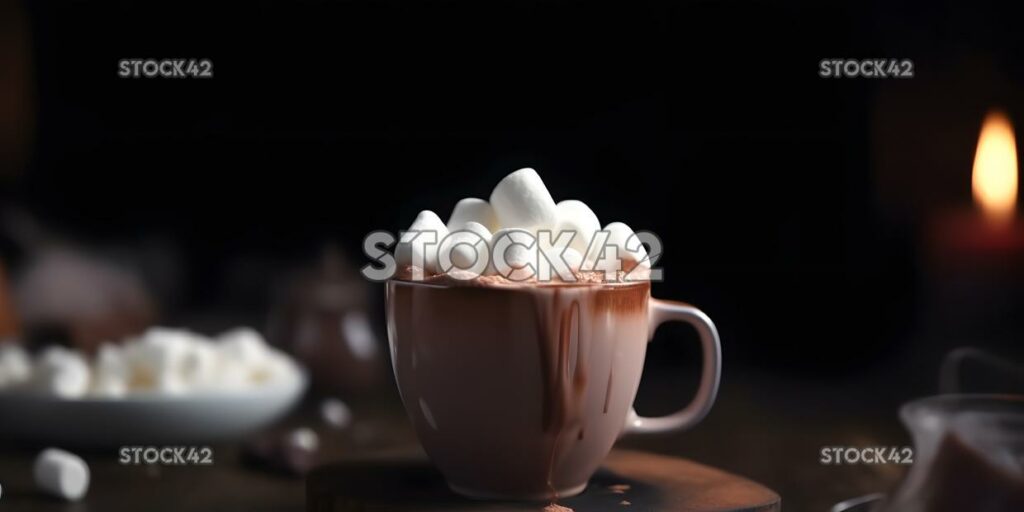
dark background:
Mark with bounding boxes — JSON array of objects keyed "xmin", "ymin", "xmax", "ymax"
[{"xmin": 2, "ymin": 1, "xmax": 1024, "ymax": 508}]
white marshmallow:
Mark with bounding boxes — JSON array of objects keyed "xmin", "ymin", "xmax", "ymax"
[
  {"xmin": 214, "ymin": 359, "xmax": 254, "ymax": 390},
  {"xmin": 287, "ymin": 427, "xmax": 320, "ymax": 452},
  {"xmin": 29, "ymin": 347, "xmax": 90, "ymax": 398},
  {"xmin": 0, "ymin": 343, "xmax": 32, "ymax": 388},
  {"xmin": 215, "ymin": 327, "xmax": 274, "ymax": 387},
  {"xmin": 535, "ymin": 243, "xmax": 584, "ymax": 281},
  {"xmin": 438, "ymin": 221, "xmax": 493, "ymax": 276},
  {"xmin": 396, "ymin": 210, "xmax": 448, "ymax": 274},
  {"xmin": 217, "ymin": 327, "xmax": 269, "ymax": 368},
  {"xmin": 248, "ymin": 350, "xmax": 297, "ymax": 385},
  {"xmin": 446, "ymin": 198, "xmax": 499, "ymax": 232},
  {"xmin": 124, "ymin": 327, "xmax": 201, "ymax": 394},
  {"xmin": 605, "ymin": 222, "xmax": 649, "ymax": 266},
  {"xmin": 490, "ymin": 228, "xmax": 539, "ymax": 281},
  {"xmin": 601, "ymin": 222, "xmax": 650, "ymax": 270},
  {"xmin": 340, "ymin": 311, "xmax": 378, "ymax": 361},
  {"xmin": 553, "ymin": 200, "xmax": 601, "ymax": 257},
  {"xmin": 321, "ymin": 398, "xmax": 353, "ymax": 429},
  {"xmin": 91, "ymin": 344, "xmax": 129, "ymax": 398},
  {"xmin": 561, "ymin": 247, "xmax": 585, "ymax": 273},
  {"xmin": 489, "ymin": 168, "xmax": 558, "ymax": 230},
  {"xmin": 34, "ymin": 448, "xmax": 90, "ymax": 501},
  {"xmin": 180, "ymin": 341, "xmax": 221, "ymax": 389}
]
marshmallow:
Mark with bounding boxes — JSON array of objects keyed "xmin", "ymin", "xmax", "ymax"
[
  {"xmin": 489, "ymin": 168, "xmax": 559, "ymax": 230},
  {"xmin": 125, "ymin": 327, "xmax": 209, "ymax": 394},
  {"xmin": 217, "ymin": 327, "xmax": 270, "ymax": 368},
  {"xmin": 321, "ymin": 398, "xmax": 353, "ymax": 429},
  {"xmin": 340, "ymin": 311, "xmax": 378, "ymax": 361},
  {"xmin": 34, "ymin": 448, "xmax": 90, "ymax": 501},
  {"xmin": 446, "ymin": 198, "xmax": 499, "ymax": 232},
  {"xmin": 438, "ymin": 221, "xmax": 494, "ymax": 276},
  {"xmin": 91, "ymin": 344, "xmax": 129, "ymax": 397},
  {"xmin": 601, "ymin": 222, "xmax": 649, "ymax": 270},
  {"xmin": 536, "ymin": 243, "xmax": 584, "ymax": 281},
  {"xmin": 553, "ymin": 200, "xmax": 601, "ymax": 257},
  {"xmin": 287, "ymin": 427, "xmax": 320, "ymax": 452},
  {"xmin": 396, "ymin": 210, "xmax": 448, "ymax": 274},
  {"xmin": 249, "ymin": 351, "xmax": 297, "ymax": 385},
  {"xmin": 0, "ymin": 343, "xmax": 31, "ymax": 388},
  {"xmin": 215, "ymin": 359, "xmax": 254, "ymax": 390},
  {"xmin": 491, "ymin": 228, "xmax": 539, "ymax": 281},
  {"xmin": 561, "ymin": 247, "xmax": 585, "ymax": 273},
  {"xmin": 29, "ymin": 347, "xmax": 90, "ymax": 398},
  {"xmin": 216, "ymin": 327, "xmax": 274, "ymax": 387},
  {"xmin": 180, "ymin": 341, "xmax": 221, "ymax": 389},
  {"xmin": 605, "ymin": 222, "xmax": 649, "ymax": 267},
  {"xmin": 242, "ymin": 427, "xmax": 319, "ymax": 476}
]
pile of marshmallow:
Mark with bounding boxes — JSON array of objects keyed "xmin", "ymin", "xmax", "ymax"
[
  {"xmin": 0, "ymin": 327, "xmax": 299, "ymax": 399},
  {"xmin": 396, "ymin": 167, "xmax": 650, "ymax": 280}
]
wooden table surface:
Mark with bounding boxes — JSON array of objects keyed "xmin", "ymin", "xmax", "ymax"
[
  {"xmin": 307, "ymin": 449, "xmax": 780, "ymax": 512},
  {"xmin": 0, "ymin": 367, "xmax": 914, "ymax": 511}
]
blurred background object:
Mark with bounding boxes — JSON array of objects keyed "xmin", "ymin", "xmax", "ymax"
[
  {"xmin": 1, "ymin": 210, "xmax": 165, "ymax": 352},
  {"xmin": 880, "ymin": 395, "xmax": 1024, "ymax": 512},
  {"xmin": 0, "ymin": 260, "xmax": 19, "ymax": 339},
  {"xmin": 13, "ymin": 246, "xmax": 156, "ymax": 352},
  {"xmin": 266, "ymin": 245, "xmax": 384, "ymax": 399},
  {"xmin": 0, "ymin": 0, "xmax": 34, "ymax": 181}
]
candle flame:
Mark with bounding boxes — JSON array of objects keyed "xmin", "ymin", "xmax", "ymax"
[{"xmin": 972, "ymin": 110, "xmax": 1018, "ymax": 227}]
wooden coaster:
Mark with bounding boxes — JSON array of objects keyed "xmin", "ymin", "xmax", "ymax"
[{"xmin": 307, "ymin": 449, "xmax": 780, "ymax": 512}]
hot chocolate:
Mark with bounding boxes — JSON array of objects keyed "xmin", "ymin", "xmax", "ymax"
[
  {"xmin": 389, "ymin": 279, "xmax": 651, "ymax": 499},
  {"xmin": 384, "ymin": 167, "xmax": 721, "ymax": 500}
]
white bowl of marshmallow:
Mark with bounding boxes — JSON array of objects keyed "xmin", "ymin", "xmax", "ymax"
[{"xmin": 0, "ymin": 327, "xmax": 307, "ymax": 446}]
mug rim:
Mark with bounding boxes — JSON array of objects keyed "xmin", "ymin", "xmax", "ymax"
[{"xmin": 387, "ymin": 277, "xmax": 651, "ymax": 290}]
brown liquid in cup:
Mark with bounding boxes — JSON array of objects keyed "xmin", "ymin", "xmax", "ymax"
[{"xmin": 387, "ymin": 279, "xmax": 651, "ymax": 500}]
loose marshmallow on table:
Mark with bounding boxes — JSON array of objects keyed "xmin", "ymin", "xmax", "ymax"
[
  {"xmin": 243, "ymin": 427, "xmax": 320, "ymax": 476},
  {"xmin": 287, "ymin": 427, "xmax": 320, "ymax": 452},
  {"xmin": 396, "ymin": 210, "xmax": 448, "ymax": 274},
  {"xmin": 321, "ymin": 398, "xmax": 353, "ymax": 429},
  {"xmin": 489, "ymin": 168, "xmax": 559, "ymax": 230},
  {"xmin": 28, "ymin": 347, "xmax": 90, "ymax": 398},
  {"xmin": 438, "ymin": 221, "xmax": 494, "ymax": 275},
  {"xmin": 446, "ymin": 198, "xmax": 499, "ymax": 232},
  {"xmin": 553, "ymin": 199, "xmax": 601, "ymax": 257},
  {"xmin": 0, "ymin": 343, "xmax": 31, "ymax": 387},
  {"xmin": 34, "ymin": 448, "xmax": 90, "ymax": 501}
]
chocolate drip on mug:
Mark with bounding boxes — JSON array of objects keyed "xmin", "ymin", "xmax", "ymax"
[{"xmin": 536, "ymin": 289, "xmax": 588, "ymax": 501}]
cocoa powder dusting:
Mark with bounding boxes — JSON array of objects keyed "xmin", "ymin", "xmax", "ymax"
[{"xmin": 394, "ymin": 265, "xmax": 649, "ymax": 287}]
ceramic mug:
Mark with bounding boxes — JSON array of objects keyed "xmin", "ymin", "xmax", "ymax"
[{"xmin": 387, "ymin": 279, "xmax": 721, "ymax": 500}]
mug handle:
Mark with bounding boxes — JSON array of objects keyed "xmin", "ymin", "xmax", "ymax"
[{"xmin": 622, "ymin": 299, "xmax": 722, "ymax": 434}]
